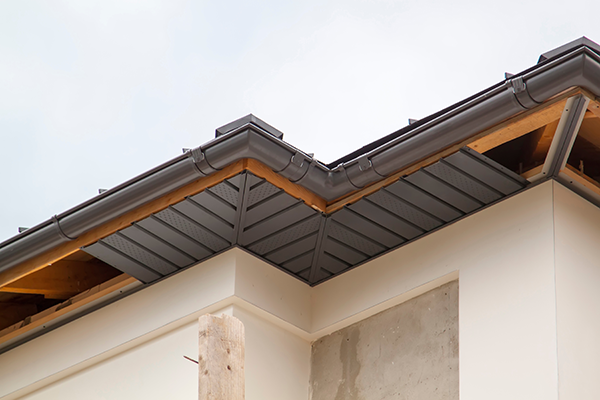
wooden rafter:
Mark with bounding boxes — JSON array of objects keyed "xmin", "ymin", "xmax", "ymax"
[
  {"xmin": 0, "ymin": 274, "xmax": 136, "ymax": 346},
  {"xmin": 577, "ymin": 114, "xmax": 600, "ymax": 149},
  {"xmin": 0, "ymin": 258, "xmax": 121, "ymax": 299},
  {"xmin": 467, "ymin": 98, "xmax": 567, "ymax": 154},
  {"xmin": 529, "ymin": 119, "xmax": 561, "ymax": 165},
  {"xmin": 562, "ymin": 165, "xmax": 600, "ymax": 197},
  {"xmin": 588, "ymin": 99, "xmax": 600, "ymax": 119},
  {"xmin": 521, "ymin": 165, "xmax": 543, "ymax": 180},
  {"xmin": 0, "ymin": 301, "xmax": 39, "ymax": 332}
]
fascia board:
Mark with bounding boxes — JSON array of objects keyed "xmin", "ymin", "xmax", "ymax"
[{"xmin": 1, "ymin": 43, "xmax": 600, "ymax": 286}]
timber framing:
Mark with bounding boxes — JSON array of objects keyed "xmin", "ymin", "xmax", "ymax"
[
  {"xmin": 0, "ymin": 274, "xmax": 136, "ymax": 347},
  {"xmin": 0, "ymin": 258, "xmax": 120, "ymax": 300},
  {"xmin": 562, "ymin": 165, "xmax": 600, "ymax": 197}
]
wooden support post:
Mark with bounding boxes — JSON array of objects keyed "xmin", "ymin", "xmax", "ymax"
[{"xmin": 199, "ymin": 314, "xmax": 245, "ymax": 400}]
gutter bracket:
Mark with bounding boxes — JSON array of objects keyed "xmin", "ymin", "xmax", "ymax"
[
  {"xmin": 358, "ymin": 156, "xmax": 372, "ymax": 172},
  {"xmin": 280, "ymin": 151, "xmax": 311, "ymax": 182},
  {"xmin": 510, "ymin": 76, "xmax": 540, "ymax": 109},
  {"xmin": 291, "ymin": 152, "xmax": 305, "ymax": 167},
  {"xmin": 52, "ymin": 216, "xmax": 76, "ymax": 241},
  {"xmin": 190, "ymin": 147, "xmax": 216, "ymax": 175},
  {"xmin": 344, "ymin": 155, "xmax": 383, "ymax": 189}
]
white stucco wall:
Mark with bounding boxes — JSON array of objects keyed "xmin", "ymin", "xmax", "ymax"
[
  {"xmin": 18, "ymin": 319, "xmax": 201, "ymax": 399},
  {"xmin": 0, "ymin": 250, "xmax": 311, "ymax": 400},
  {"xmin": 554, "ymin": 182, "xmax": 600, "ymax": 400},
  {"xmin": 314, "ymin": 181, "xmax": 559, "ymax": 400},
  {"xmin": 458, "ymin": 182, "xmax": 558, "ymax": 400},
  {"xmin": 0, "ymin": 251, "xmax": 238, "ymax": 399},
  {"xmin": 16, "ymin": 305, "xmax": 311, "ymax": 400},
  {"xmin": 232, "ymin": 306, "xmax": 310, "ymax": 400},
  {"xmin": 5, "ymin": 180, "xmax": 597, "ymax": 400}
]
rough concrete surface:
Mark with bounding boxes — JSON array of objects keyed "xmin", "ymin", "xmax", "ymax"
[{"xmin": 310, "ymin": 281, "xmax": 458, "ymax": 400}]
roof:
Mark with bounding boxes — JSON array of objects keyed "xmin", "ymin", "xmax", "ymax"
[
  {"xmin": 83, "ymin": 149, "xmax": 528, "ymax": 284},
  {"xmin": 2, "ymin": 37, "xmax": 600, "ymax": 345}
]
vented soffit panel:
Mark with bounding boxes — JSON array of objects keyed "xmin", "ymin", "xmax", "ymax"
[
  {"xmin": 1, "ymin": 37, "xmax": 599, "ymax": 285},
  {"xmin": 83, "ymin": 147, "xmax": 528, "ymax": 286}
]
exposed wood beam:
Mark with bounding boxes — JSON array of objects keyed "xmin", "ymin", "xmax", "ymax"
[
  {"xmin": 562, "ymin": 165, "xmax": 600, "ymax": 198},
  {"xmin": 588, "ymin": 100, "xmax": 600, "ymax": 119},
  {"xmin": 0, "ymin": 303, "xmax": 39, "ymax": 332},
  {"xmin": 577, "ymin": 115, "xmax": 600, "ymax": 150},
  {"xmin": 521, "ymin": 165, "xmax": 544, "ymax": 180},
  {"xmin": 530, "ymin": 119, "xmax": 561, "ymax": 164},
  {"xmin": 467, "ymin": 98, "xmax": 567, "ymax": 154},
  {"xmin": 0, "ymin": 274, "xmax": 137, "ymax": 346},
  {"xmin": 0, "ymin": 260, "xmax": 121, "ymax": 299}
]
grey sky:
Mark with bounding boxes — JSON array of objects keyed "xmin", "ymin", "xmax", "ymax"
[{"xmin": 0, "ymin": 0, "xmax": 597, "ymax": 243}]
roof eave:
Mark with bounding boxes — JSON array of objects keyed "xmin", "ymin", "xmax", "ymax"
[{"xmin": 1, "ymin": 43, "xmax": 599, "ymax": 286}]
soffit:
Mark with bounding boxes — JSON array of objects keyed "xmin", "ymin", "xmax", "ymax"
[
  {"xmin": 83, "ymin": 147, "xmax": 527, "ymax": 285},
  {"xmin": 2, "ymin": 38, "xmax": 600, "ymax": 350}
]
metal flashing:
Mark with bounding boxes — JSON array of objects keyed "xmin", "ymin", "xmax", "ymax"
[
  {"xmin": 215, "ymin": 114, "xmax": 285, "ymax": 139},
  {"xmin": 1, "ymin": 37, "xmax": 600, "ymax": 286},
  {"xmin": 82, "ymin": 150, "xmax": 527, "ymax": 285},
  {"xmin": 538, "ymin": 36, "xmax": 600, "ymax": 64}
]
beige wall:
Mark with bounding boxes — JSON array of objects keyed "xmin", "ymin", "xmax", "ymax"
[
  {"xmin": 458, "ymin": 182, "xmax": 557, "ymax": 400},
  {"xmin": 0, "ymin": 250, "xmax": 312, "ymax": 400},
  {"xmin": 18, "ymin": 319, "xmax": 201, "ymax": 399},
  {"xmin": 554, "ymin": 182, "xmax": 600, "ymax": 400},
  {"xmin": 17, "ymin": 305, "xmax": 311, "ymax": 400},
  {"xmin": 6, "ymin": 180, "xmax": 600, "ymax": 400},
  {"xmin": 313, "ymin": 181, "xmax": 558, "ymax": 400},
  {"xmin": 232, "ymin": 306, "xmax": 310, "ymax": 400}
]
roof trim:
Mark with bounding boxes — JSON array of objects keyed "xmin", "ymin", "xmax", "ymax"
[{"xmin": 1, "ymin": 38, "xmax": 600, "ymax": 287}]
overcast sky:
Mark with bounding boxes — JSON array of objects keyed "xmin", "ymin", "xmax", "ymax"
[{"xmin": 1, "ymin": 0, "xmax": 598, "ymax": 243}]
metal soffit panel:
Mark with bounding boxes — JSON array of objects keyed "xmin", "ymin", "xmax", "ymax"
[
  {"xmin": 3, "ymin": 39, "xmax": 600, "ymax": 282},
  {"xmin": 82, "ymin": 147, "xmax": 528, "ymax": 286}
]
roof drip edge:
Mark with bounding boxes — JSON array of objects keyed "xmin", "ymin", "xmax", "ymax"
[{"xmin": 1, "ymin": 43, "xmax": 600, "ymax": 280}]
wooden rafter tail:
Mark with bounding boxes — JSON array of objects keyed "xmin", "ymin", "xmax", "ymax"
[
  {"xmin": 0, "ymin": 259, "xmax": 121, "ymax": 299},
  {"xmin": 562, "ymin": 165, "xmax": 600, "ymax": 197},
  {"xmin": 467, "ymin": 97, "xmax": 568, "ymax": 154},
  {"xmin": 588, "ymin": 99, "xmax": 600, "ymax": 119}
]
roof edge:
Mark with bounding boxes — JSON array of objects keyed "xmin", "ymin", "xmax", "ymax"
[{"xmin": 2, "ymin": 41, "xmax": 600, "ymax": 287}]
